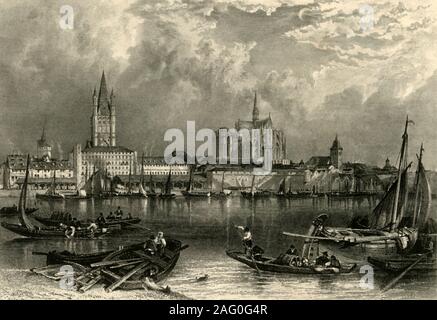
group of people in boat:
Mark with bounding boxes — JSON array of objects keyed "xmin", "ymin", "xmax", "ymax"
[
  {"xmin": 54, "ymin": 207, "xmax": 133, "ymax": 238},
  {"xmin": 143, "ymin": 231, "xmax": 167, "ymax": 256},
  {"xmin": 235, "ymin": 225, "xmax": 342, "ymax": 271}
]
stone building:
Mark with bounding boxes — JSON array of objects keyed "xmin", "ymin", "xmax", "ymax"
[
  {"xmin": 3, "ymin": 153, "xmax": 74, "ymax": 190},
  {"xmin": 234, "ymin": 92, "xmax": 287, "ymax": 165},
  {"xmin": 72, "ymin": 72, "xmax": 137, "ymax": 187}
]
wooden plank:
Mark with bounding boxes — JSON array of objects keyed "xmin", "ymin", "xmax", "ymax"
[
  {"xmin": 133, "ymin": 251, "xmax": 167, "ymax": 269},
  {"xmin": 105, "ymin": 262, "xmax": 150, "ymax": 293},
  {"xmin": 90, "ymin": 258, "xmax": 142, "ymax": 268},
  {"xmin": 101, "ymin": 269, "xmax": 121, "ymax": 280},
  {"xmin": 110, "ymin": 260, "xmax": 144, "ymax": 269},
  {"xmin": 78, "ymin": 275, "xmax": 102, "ymax": 293}
]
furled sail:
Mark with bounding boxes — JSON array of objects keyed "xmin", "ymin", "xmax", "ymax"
[
  {"xmin": 369, "ymin": 165, "xmax": 410, "ymax": 230},
  {"xmin": 413, "ymin": 161, "xmax": 432, "ymax": 230},
  {"xmin": 139, "ymin": 182, "xmax": 147, "ymax": 196},
  {"xmin": 164, "ymin": 168, "xmax": 172, "ymax": 195},
  {"xmin": 18, "ymin": 155, "xmax": 35, "ymax": 230},
  {"xmin": 278, "ymin": 178, "xmax": 286, "ymax": 194},
  {"xmin": 149, "ymin": 174, "xmax": 155, "ymax": 193}
]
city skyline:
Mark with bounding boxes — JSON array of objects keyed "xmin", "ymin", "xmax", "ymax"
[{"xmin": 0, "ymin": 1, "xmax": 436, "ymax": 169}]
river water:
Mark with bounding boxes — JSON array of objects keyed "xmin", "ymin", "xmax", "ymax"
[{"xmin": 0, "ymin": 195, "xmax": 436, "ymax": 300}]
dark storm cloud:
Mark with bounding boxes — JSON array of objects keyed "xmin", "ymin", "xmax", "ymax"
[{"xmin": 0, "ymin": 0, "xmax": 436, "ymax": 169}]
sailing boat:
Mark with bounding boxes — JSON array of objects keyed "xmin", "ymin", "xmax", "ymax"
[
  {"xmin": 276, "ymin": 177, "xmax": 287, "ymax": 197},
  {"xmin": 368, "ymin": 143, "xmax": 436, "ymax": 272},
  {"xmin": 213, "ymin": 171, "xmax": 232, "ymax": 198},
  {"xmin": 36, "ymin": 169, "xmax": 65, "ymax": 200},
  {"xmin": 159, "ymin": 167, "xmax": 176, "ymax": 199},
  {"xmin": 182, "ymin": 165, "xmax": 211, "ymax": 197},
  {"xmin": 284, "ymin": 117, "xmax": 428, "ymax": 262},
  {"xmin": 147, "ymin": 173, "xmax": 157, "ymax": 198},
  {"xmin": 135, "ymin": 153, "xmax": 147, "ymax": 198},
  {"xmin": 241, "ymin": 175, "xmax": 271, "ymax": 199},
  {"xmin": 1, "ymin": 155, "xmax": 109, "ymax": 239}
]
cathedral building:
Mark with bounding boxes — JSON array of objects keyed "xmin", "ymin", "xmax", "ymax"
[
  {"xmin": 72, "ymin": 72, "xmax": 137, "ymax": 186},
  {"xmin": 232, "ymin": 92, "xmax": 287, "ymax": 165}
]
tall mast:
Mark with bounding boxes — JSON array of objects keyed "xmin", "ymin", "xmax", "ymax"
[
  {"xmin": 141, "ymin": 152, "xmax": 145, "ymax": 188},
  {"xmin": 390, "ymin": 116, "xmax": 410, "ymax": 231},
  {"xmin": 412, "ymin": 143, "xmax": 424, "ymax": 226},
  {"xmin": 128, "ymin": 163, "xmax": 132, "ymax": 194}
]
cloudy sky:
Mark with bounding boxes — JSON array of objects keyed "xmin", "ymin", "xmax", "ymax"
[{"xmin": 0, "ymin": 0, "xmax": 436, "ymax": 168}]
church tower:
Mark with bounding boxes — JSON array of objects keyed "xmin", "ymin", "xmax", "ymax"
[
  {"xmin": 252, "ymin": 91, "xmax": 259, "ymax": 122},
  {"xmin": 330, "ymin": 134, "xmax": 343, "ymax": 169},
  {"xmin": 37, "ymin": 126, "xmax": 52, "ymax": 160},
  {"xmin": 91, "ymin": 71, "xmax": 116, "ymax": 147}
]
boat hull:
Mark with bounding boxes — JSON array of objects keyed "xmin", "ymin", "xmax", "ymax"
[
  {"xmin": 46, "ymin": 250, "xmax": 115, "ymax": 266},
  {"xmin": 100, "ymin": 240, "xmax": 184, "ymax": 290},
  {"xmin": 36, "ymin": 194, "xmax": 65, "ymax": 201},
  {"xmin": 1, "ymin": 222, "xmax": 108, "ymax": 239},
  {"xmin": 33, "ymin": 216, "xmax": 141, "ymax": 229},
  {"xmin": 319, "ymin": 239, "xmax": 399, "ymax": 263},
  {"xmin": 0, "ymin": 207, "xmax": 38, "ymax": 216},
  {"xmin": 226, "ymin": 250, "xmax": 356, "ymax": 274},
  {"xmin": 368, "ymin": 255, "xmax": 437, "ymax": 273}
]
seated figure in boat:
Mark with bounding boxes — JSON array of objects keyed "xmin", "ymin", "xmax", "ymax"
[
  {"xmin": 144, "ymin": 234, "xmax": 158, "ymax": 255},
  {"xmin": 69, "ymin": 218, "xmax": 82, "ymax": 229},
  {"xmin": 315, "ymin": 251, "xmax": 330, "ymax": 267},
  {"xmin": 127, "ymin": 212, "xmax": 133, "ymax": 219},
  {"xmin": 115, "ymin": 207, "xmax": 124, "ymax": 219},
  {"xmin": 326, "ymin": 255, "xmax": 341, "ymax": 272},
  {"xmin": 96, "ymin": 213, "xmax": 106, "ymax": 227},
  {"xmin": 274, "ymin": 244, "xmax": 300, "ymax": 266},
  {"xmin": 154, "ymin": 231, "xmax": 167, "ymax": 256},
  {"xmin": 107, "ymin": 212, "xmax": 115, "ymax": 220}
]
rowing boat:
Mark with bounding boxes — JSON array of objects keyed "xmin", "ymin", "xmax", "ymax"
[
  {"xmin": 33, "ymin": 215, "xmax": 141, "ymax": 228},
  {"xmin": 34, "ymin": 249, "xmax": 116, "ymax": 266},
  {"xmin": 0, "ymin": 206, "xmax": 38, "ymax": 216},
  {"xmin": 1, "ymin": 222, "xmax": 109, "ymax": 239},
  {"xmin": 99, "ymin": 240, "xmax": 188, "ymax": 290},
  {"xmin": 226, "ymin": 250, "xmax": 356, "ymax": 274}
]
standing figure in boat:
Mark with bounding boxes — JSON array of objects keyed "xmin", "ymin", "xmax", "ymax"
[{"xmin": 235, "ymin": 225, "xmax": 253, "ymax": 255}]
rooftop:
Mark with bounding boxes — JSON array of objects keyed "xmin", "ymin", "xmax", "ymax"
[{"xmin": 83, "ymin": 146, "xmax": 134, "ymax": 153}]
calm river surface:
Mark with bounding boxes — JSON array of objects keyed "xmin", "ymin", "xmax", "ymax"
[{"xmin": 0, "ymin": 195, "xmax": 436, "ymax": 300}]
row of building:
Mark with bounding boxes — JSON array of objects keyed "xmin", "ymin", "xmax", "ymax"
[{"xmin": 1, "ymin": 72, "xmax": 398, "ymax": 193}]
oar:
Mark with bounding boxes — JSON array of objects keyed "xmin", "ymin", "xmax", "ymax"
[
  {"xmin": 251, "ymin": 253, "xmax": 261, "ymax": 275},
  {"xmin": 382, "ymin": 254, "xmax": 426, "ymax": 292},
  {"xmin": 121, "ymin": 222, "xmax": 151, "ymax": 231}
]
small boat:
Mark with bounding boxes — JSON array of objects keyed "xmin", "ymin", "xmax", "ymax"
[
  {"xmin": 0, "ymin": 206, "xmax": 38, "ymax": 216},
  {"xmin": 32, "ymin": 214, "xmax": 141, "ymax": 229},
  {"xmin": 36, "ymin": 171, "xmax": 65, "ymax": 201},
  {"xmin": 241, "ymin": 175, "xmax": 271, "ymax": 199},
  {"xmin": 33, "ymin": 249, "xmax": 116, "ymax": 266},
  {"xmin": 212, "ymin": 172, "xmax": 232, "ymax": 198},
  {"xmin": 159, "ymin": 168, "xmax": 176, "ymax": 199},
  {"xmin": 1, "ymin": 155, "xmax": 110, "ymax": 239},
  {"xmin": 99, "ymin": 240, "xmax": 188, "ymax": 290},
  {"xmin": 182, "ymin": 166, "xmax": 211, "ymax": 198},
  {"xmin": 276, "ymin": 178, "xmax": 287, "ymax": 197},
  {"xmin": 368, "ymin": 254, "xmax": 437, "ymax": 273},
  {"xmin": 226, "ymin": 250, "xmax": 356, "ymax": 274}
]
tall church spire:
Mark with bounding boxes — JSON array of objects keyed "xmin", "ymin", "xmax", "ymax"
[
  {"xmin": 97, "ymin": 70, "xmax": 110, "ymax": 113},
  {"xmin": 252, "ymin": 91, "xmax": 259, "ymax": 122}
]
